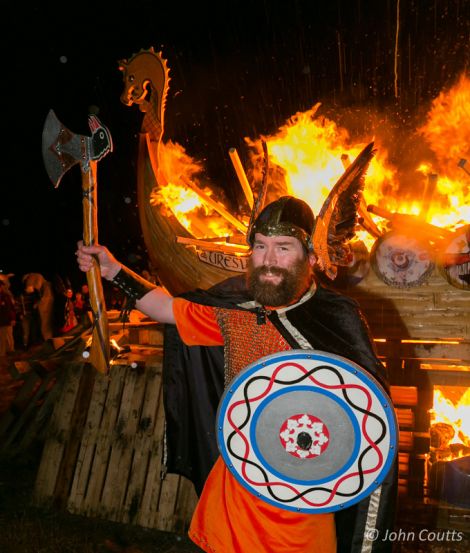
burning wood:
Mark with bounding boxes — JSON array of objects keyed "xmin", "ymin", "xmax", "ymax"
[
  {"xmin": 180, "ymin": 175, "xmax": 247, "ymax": 234},
  {"xmin": 458, "ymin": 158, "xmax": 470, "ymax": 177},
  {"xmin": 229, "ymin": 147, "xmax": 254, "ymax": 209},
  {"xmin": 367, "ymin": 204, "xmax": 453, "ymax": 241},
  {"xmin": 420, "ymin": 173, "xmax": 438, "ymax": 220},
  {"xmin": 430, "ymin": 422, "xmax": 455, "ymax": 450},
  {"xmin": 429, "ymin": 387, "xmax": 470, "ymax": 462},
  {"xmin": 119, "ymin": 48, "xmax": 470, "ymax": 292},
  {"xmin": 428, "ymin": 387, "xmax": 470, "ymax": 508},
  {"xmin": 176, "ymin": 236, "xmax": 249, "ymax": 254}
]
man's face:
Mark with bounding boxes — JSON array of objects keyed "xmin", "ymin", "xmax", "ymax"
[{"xmin": 247, "ymin": 233, "xmax": 315, "ymax": 306}]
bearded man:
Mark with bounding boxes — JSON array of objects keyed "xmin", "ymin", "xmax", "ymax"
[{"xmin": 77, "ymin": 196, "xmax": 396, "ymax": 553}]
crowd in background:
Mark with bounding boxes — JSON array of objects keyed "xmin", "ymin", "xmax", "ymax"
[{"xmin": 0, "ymin": 268, "xmax": 157, "ymax": 358}]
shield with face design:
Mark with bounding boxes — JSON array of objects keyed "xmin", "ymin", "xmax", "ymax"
[
  {"xmin": 438, "ymin": 225, "xmax": 470, "ymax": 290},
  {"xmin": 370, "ymin": 231, "xmax": 434, "ymax": 287}
]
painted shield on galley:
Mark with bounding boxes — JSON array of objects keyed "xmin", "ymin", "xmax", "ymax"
[
  {"xmin": 438, "ymin": 225, "xmax": 470, "ymax": 290},
  {"xmin": 370, "ymin": 231, "xmax": 434, "ymax": 287},
  {"xmin": 216, "ymin": 350, "xmax": 397, "ymax": 513}
]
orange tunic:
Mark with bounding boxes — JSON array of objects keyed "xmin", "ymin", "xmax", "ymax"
[{"xmin": 172, "ymin": 298, "xmax": 336, "ymax": 553}]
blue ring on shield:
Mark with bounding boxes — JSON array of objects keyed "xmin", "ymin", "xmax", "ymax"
[{"xmin": 216, "ymin": 350, "xmax": 398, "ymax": 514}]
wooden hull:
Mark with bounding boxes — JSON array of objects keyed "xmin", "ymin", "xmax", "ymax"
[{"xmin": 137, "ymin": 135, "xmax": 241, "ymax": 295}]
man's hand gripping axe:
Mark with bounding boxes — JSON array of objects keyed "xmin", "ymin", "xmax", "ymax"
[{"xmin": 42, "ymin": 110, "xmax": 113, "ymax": 374}]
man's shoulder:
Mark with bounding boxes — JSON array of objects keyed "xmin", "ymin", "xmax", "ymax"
[
  {"xmin": 311, "ymin": 283, "xmax": 360, "ymax": 311},
  {"xmin": 179, "ymin": 275, "xmax": 252, "ymax": 309}
]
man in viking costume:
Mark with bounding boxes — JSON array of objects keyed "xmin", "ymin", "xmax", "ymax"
[{"xmin": 77, "ymin": 194, "xmax": 397, "ymax": 553}]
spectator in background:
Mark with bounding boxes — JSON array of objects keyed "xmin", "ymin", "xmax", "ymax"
[
  {"xmin": 80, "ymin": 284, "xmax": 90, "ymax": 312},
  {"xmin": 60, "ymin": 286, "xmax": 78, "ymax": 333},
  {"xmin": 73, "ymin": 291, "xmax": 87, "ymax": 326},
  {"xmin": 18, "ymin": 287, "xmax": 41, "ymax": 349},
  {"xmin": 53, "ymin": 275, "xmax": 78, "ymax": 334},
  {"xmin": 0, "ymin": 280, "xmax": 16, "ymax": 356}
]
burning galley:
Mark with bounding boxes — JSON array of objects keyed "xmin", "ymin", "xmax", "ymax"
[{"xmin": 119, "ymin": 48, "xmax": 470, "ymax": 516}]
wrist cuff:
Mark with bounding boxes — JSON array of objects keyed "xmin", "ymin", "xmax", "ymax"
[{"xmin": 111, "ymin": 267, "xmax": 157, "ymax": 302}]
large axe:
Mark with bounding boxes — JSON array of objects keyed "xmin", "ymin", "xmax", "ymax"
[{"xmin": 42, "ymin": 109, "xmax": 113, "ymax": 374}]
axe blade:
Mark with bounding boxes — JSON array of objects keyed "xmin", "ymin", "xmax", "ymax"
[{"xmin": 42, "ymin": 109, "xmax": 82, "ymax": 188}]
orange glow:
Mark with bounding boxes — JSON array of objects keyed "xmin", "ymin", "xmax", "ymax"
[
  {"xmin": 418, "ymin": 73, "xmax": 470, "ymax": 228},
  {"xmin": 430, "ymin": 387, "xmax": 470, "ymax": 455},
  {"xmin": 150, "ymin": 141, "xmax": 233, "ymax": 237},
  {"xmin": 150, "ymin": 76, "xmax": 469, "ymax": 249},
  {"xmin": 401, "ymin": 339, "xmax": 460, "ymax": 345},
  {"xmin": 246, "ymin": 103, "xmax": 395, "ymax": 223}
]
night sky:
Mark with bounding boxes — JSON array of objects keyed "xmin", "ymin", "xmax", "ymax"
[{"xmin": 5, "ymin": 0, "xmax": 469, "ymax": 294}]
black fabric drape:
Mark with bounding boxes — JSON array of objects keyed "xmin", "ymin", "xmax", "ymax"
[
  {"xmin": 163, "ymin": 325, "xmax": 224, "ymax": 495},
  {"xmin": 162, "ymin": 275, "xmax": 247, "ymax": 494},
  {"xmin": 161, "ymin": 279, "xmax": 397, "ymax": 551}
]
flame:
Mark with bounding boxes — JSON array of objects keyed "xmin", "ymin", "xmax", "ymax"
[
  {"xmin": 430, "ymin": 387, "xmax": 470, "ymax": 449},
  {"xmin": 151, "ymin": 181, "xmax": 203, "ymax": 230},
  {"xmin": 150, "ymin": 140, "xmax": 233, "ymax": 237},
  {"xmin": 418, "ymin": 73, "xmax": 470, "ymax": 228},
  {"xmin": 246, "ymin": 103, "xmax": 396, "ymax": 219},
  {"xmin": 150, "ymin": 75, "xmax": 469, "ymax": 249}
]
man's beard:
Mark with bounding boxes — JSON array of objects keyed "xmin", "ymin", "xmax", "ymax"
[{"xmin": 247, "ymin": 258, "xmax": 313, "ymax": 307}]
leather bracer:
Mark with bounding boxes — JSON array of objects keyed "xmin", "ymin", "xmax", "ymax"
[{"xmin": 111, "ymin": 266, "xmax": 157, "ymax": 306}]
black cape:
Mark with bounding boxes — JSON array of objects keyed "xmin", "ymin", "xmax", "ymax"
[{"xmin": 162, "ymin": 276, "xmax": 397, "ymax": 553}]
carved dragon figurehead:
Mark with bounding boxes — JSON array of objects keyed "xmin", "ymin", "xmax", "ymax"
[{"xmin": 118, "ymin": 47, "xmax": 170, "ymax": 136}]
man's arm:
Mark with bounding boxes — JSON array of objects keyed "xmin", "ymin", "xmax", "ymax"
[{"xmin": 76, "ymin": 241, "xmax": 176, "ymax": 324}]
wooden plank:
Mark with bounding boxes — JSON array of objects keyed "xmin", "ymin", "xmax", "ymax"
[
  {"xmin": 376, "ymin": 341, "xmax": 470, "ymax": 362},
  {"xmin": 345, "ymin": 269, "xmax": 470, "ymax": 341},
  {"xmin": 0, "ymin": 370, "xmax": 41, "ymax": 438},
  {"xmin": 395, "ymin": 408, "xmax": 414, "ymax": 429},
  {"xmin": 136, "ymin": 444, "xmax": 164, "ymax": 529},
  {"xmin": 34, "ymin": 363, "xmax": 84, "ymax": 503},
  {"xmin": 67, "ymin": 369, "xmax": 113, "ymax": 513},
  {"xmin": 398, "ymin": 452, "xmax": 409, "ymax": 476},
  {"xmin": 79, "ymin": 367, "xmax": 126, "ymax": 516},
  {"xmin": 101, "ymin": 365, "xmax": 148, "ymax": 520},
  {"xmin": 12, "ymin": 372, "xmax": 61, "ymax": 454},
  {"xmin": 398, "ymin": 431, "xmax": 414, "ymax": 451},
  {"xmin": 137, "ymin": 368, "xmax": 167, "ymax": 528},
  {"xmin": 172, "ymin": 476, "xmax": 198, "ymax": 533},
  {"xmin": 155, "ymin": 472, "xmax": 181, "ymax": 532},
  {"xmin": 1, "ymin": 369, "xmax": 56, "ymax": 452},
  {"xmin": 413, "ymin": 341, "xmax": 470, "ymax": 363},
  {"xmin": 52, "ymin": 363, "xmax": 96, "ymax": 507},
  {"xmin": 121, "ymin": 363, "xmax": 163, "ymax": 524},
  {"xmin": 97, "ymin": 367, "xmax": 139, "ymax": 519},
  {"xmin": 398, "ymin": 477, "xmax": 408, "ymax": 496},
  {"xmin": 390, "ymin": 386, "xmax": 418, "ymax": 406}
]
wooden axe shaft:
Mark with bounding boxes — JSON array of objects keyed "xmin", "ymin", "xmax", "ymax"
[{"xmin": 82, "ymin": 161, "xmax": 110, "ymax": 374}]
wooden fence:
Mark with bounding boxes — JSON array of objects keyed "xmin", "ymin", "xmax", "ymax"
[
  {"xmin": 32, "ymin": 330, "xmax": 198, "ymax": 533},
  {"xmin": 11, "ymin": 267, "xmax": 469, "ymax": 533}
]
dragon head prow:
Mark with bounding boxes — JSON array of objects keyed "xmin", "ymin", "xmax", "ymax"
[{"xmin": 118, "ymin": 47, "xmax": 171, "ymax": 110}]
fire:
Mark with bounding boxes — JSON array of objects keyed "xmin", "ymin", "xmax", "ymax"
[
  {"xmin": 151, "ymin": 75, "xmax": 469, "ymax": 248},
  {"xmin": 418, "ymin": 73, "xmax": 470, "ymax": 228},
  {"xmin": 150, "ymin": 140, "xmax": 233, "ymax": 237},
  {"xmin": 151, "ymin": 181, "xmax": 203, "ymax": 230},
  {"xmin": 430, "ymin": 387, "xmax": 470, "ymax": 449},
  {"xmin": 246, "ymin": 103, "xmax": 396, "ymax": 218}
]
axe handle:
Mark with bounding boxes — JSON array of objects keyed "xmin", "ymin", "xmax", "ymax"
[{"xmin": 82, "ymin": 160, "xmax": 110, "ymax": 374}]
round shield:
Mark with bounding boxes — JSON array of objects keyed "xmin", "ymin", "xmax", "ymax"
[
  {"xmin": 370, "ymin": 231, "xmax": 434, "ymax": 287},
  {"xmin": 438, "ymin": 225, "xmax": 470, "ymax": 290},
  {"xmin": 216, "ymin": 350, "xmax": 397, "ymax": 513}
]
